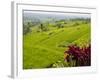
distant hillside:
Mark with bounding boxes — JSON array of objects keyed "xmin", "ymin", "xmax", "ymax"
[{"xmin": 23, "ymin": 11, "xmax": 91, "ymax": 24}]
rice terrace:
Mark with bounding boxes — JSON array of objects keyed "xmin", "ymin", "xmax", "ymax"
[{"xmin": 23, "ymin": 11, "xmax": 91, "ymax": 69}]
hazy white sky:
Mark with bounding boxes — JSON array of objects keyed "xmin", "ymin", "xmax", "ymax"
[{"xmin": 23, "ymin": 10, "xmax": 91, "ymax": 19}]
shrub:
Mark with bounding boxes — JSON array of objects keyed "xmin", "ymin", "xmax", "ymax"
[{"xmin": 64, "ymin": 44, "xmax": 91, "ymax": 66}]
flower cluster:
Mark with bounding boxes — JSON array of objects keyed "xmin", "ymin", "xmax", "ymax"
[{"xmin": 64, "ymin": 44, "xmax": 91, "ymax": 66}]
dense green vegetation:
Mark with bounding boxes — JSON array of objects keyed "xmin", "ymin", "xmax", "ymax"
[{"xmin": 23, "ymin": 16, "xmax": 91, "ymax": 69}]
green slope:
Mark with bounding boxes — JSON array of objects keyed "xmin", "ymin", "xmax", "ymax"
[{"xmin": 23, "ymin": 23, "xmax": 90, "ymax": 69}]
